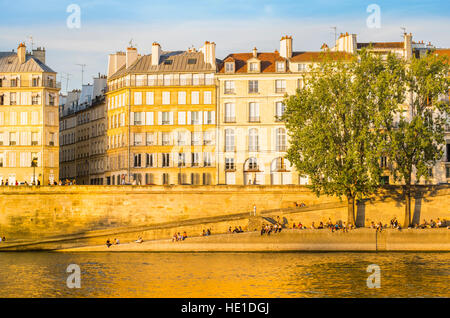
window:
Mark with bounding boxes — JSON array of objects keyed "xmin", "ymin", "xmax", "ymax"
[
  {"xmin": 162, "ymin": 92, "xmax": 170, "ymax": 104},
  {"xmin": 225, "ymin": 158, "xmax": 235, "ymax": 170},
  {"xmin": 225, "ymin": 129, "xmax": 235, "ymax": 152},
  {"xmin": 161, "ymin": 112, "xmax": 171, "ymax": 125},
  {"xmin": 162, "ymin": 132, "xmax": 171, "ymax": 145},
  {"xmin": 20, "ymin": 112, "xmax": 27, "ymax": 125},
  {"xmin": 275, "ymin": 80, "xmax": 286, "ymax": 93},
  {"xmin": 246, "ymin": 158, "xmax": 258, "ymax": 171},
  {"xmin": 203, "ymin": 131, "xmax": 213, "ymax": 145},
  {"xmin": 380, "ymin": 156, "xmax": 388, "ymax": 169},
  {"xmin": 134, "ymin": 154, "xmax": 142, "ymax": 167},
  {"xmin": 178, "ymin": 91, "xmax": 186, "ymax": 104},
  {"xmin": 177, "ymin": 132, "xmax": 186, "ymax": 145},
  {"xmin": 249, "ymin": 103, "xmax": 260, "ymax": 122},
  {"xmin": 191, "ymin": 173, "xmax": 200, "ymax": 185},
  {"xmin": 191, "ymin": 153, "xmax": 200, "ymax": 167},
  {"xmin": 146, "ymin": 92, "xmax": 154, "ymax": 105},
  {"xmin": 224, "ymin": 81, "xmax": 235, "ymax": 94},
  {"xmin": 177, "ymin": 153, "xmax": 186, "ymax": 167},
  {"xmin": 134, "ymin": 112, "xmax": 143, "ymax": 125},
  {"xmin": 10, "ymin": 92, "xmax": 16, "ymax": 105},
  {"xmin": 0, "ymin": 94, "xmax": 3, "ymax": 105},
  {"xmin": 275, "ymin": 102, "xmax": 286, "ymax": 121},
  {"xmin": 31, "ymin": 94, "xmax": 39, "ymax": 105},
  {"xmin": 225, "ymin": 103, "xmax": 235, "ymax": 122},
  {"xmin": 178, "ymin": 112, "xmax": 186, "ymax": 125},
  {"xmin": 0, "ymin": 133, "xmax": 3, "ymax": 145},
  {"xmin": 248, "ymin": 129, "xmax": 259, "ymax": 152},
  {"xmin": 225, "ymin": 62, "xmax": 234, "ymax": 73},
  {"xmin": 134, "ymin": 92, "xmax": 142, "ymax": 105},
  {"xmin": 31, "ymin": 132, "xmax": 38, "ymax": 145},
  {"xmin": 249, "ymin": 80, "xmax": 258, "ymax": 93},
  {"xmin": 134, "ymin": 133, "xmax": 144, "ymax": 146},
  {"xmin": 162, "ymin": 173, "xmax": 170, "ymax": 185},
  {"xmin": 145, "ymin": 173, "xmax": 154, "ymax": 185},
  {"xmin": 162, "ymin": 153, "xmax": 170, "ymax": 167},
  {"xmin": 276, "ymin": 128, "xmax": 287, "ymax": 152},
  {"xmin": 203, "ymin": 173, "xmax": 212, "ymax": 185},
  {"xmin": 191, "ymin": 132, "xmax": 202, "ymax": 145},
  {"xmin": 205, "ymin": 111, "xmax": 214, "ymax": 125},
  {"xmin": 298, "ymin": 63, "xmax": 307, "ymax": 72},
  {"xmin": 146, "ymin": 153, "xmax": 155, "ymax": 167},
  {"xmin": 191, "ymin": 111, "xmax": 202, "ymax": 125},
  {"xmin": 163, "ymin": 74, "xmax": 172, "ymax": 86},
  {"xmin": 276, "ymin": 62, "xmax": 285, "ymax": 72},
  {"xmin": 249, "ymin": 63, "xmax": 258, "ymax": 72},
  {"xmin": 9, "ymin": 132, "xmax": 16, "ymax": 145},
  {"xmin": 204, "ymin": 91, "xmax": 212, "ymax": 104},
  {"xmin": 146, "ymin": 132, "xmax": 155, "ymax": 145},
  {"xmin": 164, "ymin": 60, "xmax": 173, "ymax": 65},
  {"xmin": 178, "ymin": 173, "xmax": 188, "ymax": 185},
  {"xmin": 49, "ymin": 132, "xmax": 56, "ymax": 146},
  {"xmin": 187, "ymin": 58, "xmax": 197, "ymax": 65},
  {"xmin": 191, "ymin": 91, "xmax": 199, "ymax": 104}
]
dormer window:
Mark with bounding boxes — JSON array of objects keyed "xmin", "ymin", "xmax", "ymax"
[
  {"xmin": 249, "ymin": 63, "xmax": 258, "ymax": 72},
  {"xmin": 276, "ymin": 62, "xmax": 285, "ymax": 72},
  {"xmin": 298, "ymin": 63, "xmax": 308, "ymax": 72},
  {"xmin": 225, "ymin": 62, "xmax": 235, "ymax": 73}
]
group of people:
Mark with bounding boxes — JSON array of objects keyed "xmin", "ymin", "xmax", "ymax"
[
  {"xmin": 416, "ymin": 218, "xmax": 447, "ymax": 229},
  {"xmin": 260, "ymin": 223, "xmax": 283, "ymax": 235},
  {"xmin": 202, "ymin": 229, "xmax": 212, "ymax": 236},
  {"xmin": 105, "ymin": 238, "xmax": 120, "ymax": 248},
  {"xmin": 0, "ymin": 236, "xmax": 6, "ymax": 243},
  {"xmin": 228, "ymin": 226, "xmax": 244, "ymax": 234},
  {"xmin": 172, "ymin": 232, "xmax": 187, "ymax": 242}
]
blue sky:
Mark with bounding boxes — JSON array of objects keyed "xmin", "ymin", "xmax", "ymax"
[{"xmin": 1, "ymin": 0, "xmax": 449, "ymax": 92}]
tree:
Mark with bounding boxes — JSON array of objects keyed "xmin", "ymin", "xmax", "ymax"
[
  {"xmin": 384, "ymin": 53, "xmax": 450, "ymax": 228},
  {"xmin": 283, "ymin": 50, "xmax": 405, "ymax": 226}
]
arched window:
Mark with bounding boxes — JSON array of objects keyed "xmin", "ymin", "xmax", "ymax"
[{"xmin": 244, "ymin": 157, "xmax": 259, "ymax": 171}]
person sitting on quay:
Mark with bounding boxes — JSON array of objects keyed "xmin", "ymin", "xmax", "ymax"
[
  {"xmin": 202, "ymin": 229, "xmax": 206, "ymax": 236},
  {"xmin": 135, "ymin": 236, "xmax": 143, "ymax": 244},
  {"xmin": 206, "ymin": 228, "xmax": 211, "ymax": 236},
  {"xmin": 106, "ymin": 239, "xmax": 112, "ymax": 248},
  {"xmin": 172, "ymin": 233, "xmax": 178, "ymax": 242},
  {"xmin": 182, "ymin": 232, "xmax": 188, "ymax": 240},
  {"xmin": 318, "ymin": 222, "xmax": 324, "ymax": 229},
  {"xmin": 228, "ymin": 226, "xmax": 232, "ymax": 234},
  {"xmin": 260, "ymin": 224, "xmax": 266, "ymax": 236},
  {"xmin": 114, "ymin": 238, "xmax": 120, "ymax": 245}
]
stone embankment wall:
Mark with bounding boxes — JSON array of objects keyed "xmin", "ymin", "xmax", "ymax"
[{"xmin": 0, "ymin": 185, "xmax": 448, "ymax": 250}]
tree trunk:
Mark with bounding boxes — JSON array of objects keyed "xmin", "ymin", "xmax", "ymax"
[
  {"xmin": 347, "ymin": 195, "xmax": 356, "ymax": 226},
  {"xmin": 403, "ymin": 185, "xmax": 411, "ymax": 228}
]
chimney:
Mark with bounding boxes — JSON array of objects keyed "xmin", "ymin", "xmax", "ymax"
[
  {"xmin": 107, "ymin": 52, "xmax": 126, "ymax": 78},
  {"xmin": 17, "ymin": 43, "xmax": 26, "ymax": 64},
  {"xmin": 280, "ymin": 35, "xmax": 293, "ymax": 59},
  {"xmin": 404, "ymin": 33, "xmax": 413, "ymax": 60},
  {"xmin": 126, "ymin": 46, "xmax": 138, "ymax": 68},
  {"xmin": 332, "ymin": 33, "xmax": 356, "ymax": 54},
  {"xmin": 152, "ymin": 42, "xmax": 161, "ymax": 66},
  {"xmin": 252, "ymin": 47, "xmax": 258, "ymax": 58},
  {"xmin": 201, "ymin": 41, "xmax": 216, "ymax": 68},
  {"xmin": 32, "ymin": 47, "xmax": 46, "ymax": 64}
]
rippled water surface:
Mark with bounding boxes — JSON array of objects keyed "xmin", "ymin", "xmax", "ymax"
[{"xmin": 0, "ymin": 252, "xmax": 448, "ymax": 297}]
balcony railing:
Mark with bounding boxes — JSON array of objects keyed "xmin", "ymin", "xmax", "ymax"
[
  {"xmin": 0, "ymin": 80, "xmax": 61, "ymax": 89},
  {"xmin": 107, "ymin": 78, "xmax": 215, "ymax": 92}
]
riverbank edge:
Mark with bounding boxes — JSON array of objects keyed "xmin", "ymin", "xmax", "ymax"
[{"xmin": 52, "ymin": 229, "xmax": 450, "ymax": 253}]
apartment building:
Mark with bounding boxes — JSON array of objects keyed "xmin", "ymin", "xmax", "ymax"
[
  {"xmin": 105, "ymin": 42, "xmax": 217, "ymax": 185},
  {"xmin": 59, "ymin": 76, "xmax": 107, "ymax": 184},
  {"xmin": 0, "ymin": 43, "xmax": 60, "ymax": 185},
  {"xmin": 216, "ymin": 36, "xmax": 351, "ymax": 185}
]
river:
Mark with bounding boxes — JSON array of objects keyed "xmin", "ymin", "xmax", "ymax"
[{"xmin": 0, "ymin": 252, "xmax": 448, "ymax": 297}]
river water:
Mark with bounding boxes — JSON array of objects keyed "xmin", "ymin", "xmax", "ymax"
[{"xmin": 0, "ymin": 252, "xmax": 448, "ymax": 298}]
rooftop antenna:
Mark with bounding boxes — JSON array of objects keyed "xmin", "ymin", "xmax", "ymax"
[
  {"xmin": 60, "ymin": 72, "xmax": 72, "ymax": 94},
  {"xmin": 128, "ymin": 38, "xmax": 135, "ymax": 48},
  {"xmin": 28, "ymin": 36, "xmax": 35, "ymax": 50},
  {"xmin": 331, "ymin": 26, "xmax": 337, "ymax": 47},
  {"xmin": 76, "ymin": 64, "xmax": 87, "ymax": 86}
]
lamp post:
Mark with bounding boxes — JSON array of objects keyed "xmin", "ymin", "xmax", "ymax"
[{"xmin": 31, "ymin": 157, "xmax": 38, "ymax": 185}]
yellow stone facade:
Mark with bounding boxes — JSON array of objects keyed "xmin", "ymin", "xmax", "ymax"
[
  {"xmin": 0, "ymin": 43, "xmax": 59, "ymax": 185},
  {"xmin": 106, "ymin": 43, "xmax": 217, "ymax": 185}
]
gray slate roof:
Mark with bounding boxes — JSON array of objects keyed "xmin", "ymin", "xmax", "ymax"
[
  {"xmin": 109, "ymin": 51, "xmax": 217, "ymax": 80},
  {"xmin": 0, "ymin": 52, "xmax": 56, "ymax": 73}
]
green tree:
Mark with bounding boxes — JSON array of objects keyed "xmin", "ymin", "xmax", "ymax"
[
  {"xmin": 384, "ymin": 53, "xmax": 450, "ymax": 228},
  {"xmin": 283, "ymin": 50, "xmax": 405, "ymax": 226}
]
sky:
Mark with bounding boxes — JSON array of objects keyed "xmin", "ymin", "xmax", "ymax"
[{"xmin": 1, "ymin": 0, "xmax": 449, "ymax": 93}]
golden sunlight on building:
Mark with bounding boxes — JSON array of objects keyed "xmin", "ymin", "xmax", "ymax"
[
  {"xmin": 105, "ymin": 42, "xmax": 217, "ymax": 185},
  {"xmin": 0, "ymin": 43, "xmax": 60, "ymax": 185}
]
